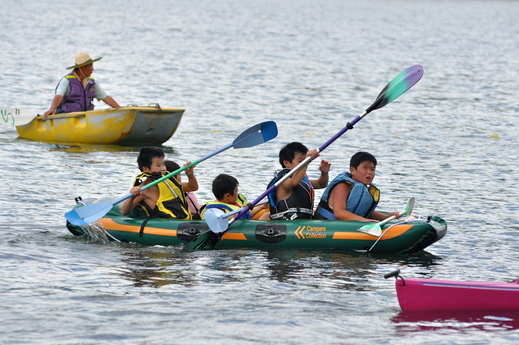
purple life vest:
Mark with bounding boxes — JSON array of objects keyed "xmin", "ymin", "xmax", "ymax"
[{"xmin": 57, "ymin": 74, "xmax": 96, "ymax": 113}]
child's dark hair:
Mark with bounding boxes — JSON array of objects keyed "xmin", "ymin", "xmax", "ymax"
[
  {"xmin": 350, "ymin": 152, "xmax": 377, "ymax": 169},
  {"xmin": 212, "ymin": 174, "xmax": 239, "ymax": 200},
  {"xmin": 278, "ymin": 142, "xmax": 308, "ymax": 168},
  {"xmin": 165, "ymin": 160, "xmax": 180, "ymax": 177},
  {"xmin": 137, "ymin": 147, "xmax": 164, "ymax": 171}
]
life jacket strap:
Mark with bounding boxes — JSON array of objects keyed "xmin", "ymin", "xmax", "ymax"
[
  {"xmin": 315, "ymin": 206, "xmax": 337, "ymax": 220},
  {"xmin": 270, "ymin": 207, "xmax": 314, "ymax": 220}
]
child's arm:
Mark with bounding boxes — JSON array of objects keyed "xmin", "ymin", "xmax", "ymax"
[
  {"xmin": 278, "ymin": 149, "xmax": 320, "ymax": 200},
  {"xmin": 250, "ymin": 202, "xmax": 269, "ymax": 218},
  {"xmin": 121, "ymin": 186, "xmax": 145, "ymax": 215},
  {"xmin": 181, "ymin": 161, "xmax": 199, "ymax": 192},
  {"xmin": 121, "ymin": 184, "xmax": 160, "ymax": 216},
  {"xmin": 277, "ymin": 167, "xmax": 309, "ymax": 201},
  {"xmin": 310, "ymin": 159, "xmax": 331, "ymax": 189},
  {"xmin": 369, "ymin": 210, "xmax": 400, "ymax": 221}
]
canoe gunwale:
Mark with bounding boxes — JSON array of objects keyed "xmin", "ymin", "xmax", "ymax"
[{"xmin": 32, "ymin": 113, "xmax": 87, "ymax": 122}]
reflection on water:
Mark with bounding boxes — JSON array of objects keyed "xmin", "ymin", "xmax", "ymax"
[
  {"xmin": 373, "ymin": 252, "xmax": 444, "ymax": 274},
  {"xmin": 47, "ymin": 143, "xmax": 140, "ymax": 153},
  {"xmin": 113, "ymin": 246, "xmax": 444, "ymax": 291},
  {"xmin": 117, "ymin": 247, "xmax": 187, "ymax": 288},
  {"xmin": 44, "ymin": 142, "xmax": 180, "ymax": 154},
  {"xmin": 393, "ymin": 310, "xmax": 519, "ymax": 332}
]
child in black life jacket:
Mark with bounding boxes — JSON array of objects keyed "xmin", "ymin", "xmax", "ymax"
[
  {"xmin": 263, "ymin": 142, "xmax": 331, "ymax": 220},
  {"xmin": 121, "ymin": 147, "xmax": 198, "ymax": 219}
]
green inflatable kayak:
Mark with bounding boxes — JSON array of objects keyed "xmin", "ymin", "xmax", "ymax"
[{"xmin": 66, "ymin": 198, "xmax": 447, "ymax": 254}]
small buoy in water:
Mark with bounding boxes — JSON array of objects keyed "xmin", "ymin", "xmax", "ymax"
[
  {"xmin": 212, "ymin": 129, "xmax": 221, "ymax": 133},
  {"xmin": 491, "ymin": 134, "xmax": 499, "ymax": 138},
  {"xmin": 306, "ymin": 132, "xmax": 314, "ymax": 135},
  {"xmin": 396, "ymin": 134, "xmax": 402, "ymax": 137}
]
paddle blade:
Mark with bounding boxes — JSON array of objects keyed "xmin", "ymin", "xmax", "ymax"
[
  {"xmin": 232, "ymin": 121, "xmax": 278, "ymax": 149},
  {"xmin": 1, "ymin": 108, "xmax": 38, "ymax": 126},
  {"xmin": 358, "ymin": 226, "xmax": 382, "ymax": 237},
  {"xmin": 183, "ymin": 231, "xmax": 220, "ymax": 251},
  {"xmin": 204, "ymin": 208, "xmax": 230, "ymax": 233},
  {"xmin": 65, "ymin": 201, "xmax": 114, "ymax": 226},
  {"xmin": 365, "ymin": 65, "xmax": 424, "ymax": 114},
  {"xmin": 401, "ymin": 197, "xmax": 415, "ymax": 216},
  {"xmin": 358, "ymin": 215, "xmax": 397, "ymax": 236},
  {"xmin": 358, "ymin": 197, "xmax": 415, "ymax": 236}
]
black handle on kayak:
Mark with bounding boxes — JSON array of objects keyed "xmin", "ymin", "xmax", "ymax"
[{"xmin": 384, "ymin": 269, "xmax": 401, "ymax": 279}]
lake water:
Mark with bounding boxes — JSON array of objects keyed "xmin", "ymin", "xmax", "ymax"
[{"xmin": 1, "ymin": 0, "xmax": 519, "ymax": 344}]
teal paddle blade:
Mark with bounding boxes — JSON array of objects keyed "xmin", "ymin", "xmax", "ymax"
[
  {"xmin": 357, "ymin": 197, "xmax": 416, "ymax": 236},
  {"xmin": 365, "ymin": 65, "xmax": 423, "ymax": 113}
]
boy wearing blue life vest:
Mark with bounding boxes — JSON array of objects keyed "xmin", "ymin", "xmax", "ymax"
[
  {"xmin": 200, "ymin": 174, "xmax": 267, "ymax": 220},
  {"xmin": 314, "ymin": 151, "xmax": 399, "ymax": 222},
  {"xmin": 121, "ymin": 147, "xmax": 198, "ymax": 219},
  {"xmin": 264, "ymin": 142, "xmax": 331, "ymax": 220}
]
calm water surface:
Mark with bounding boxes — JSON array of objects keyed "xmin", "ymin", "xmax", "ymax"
[{"xmin": 1, "ymin": 0, "xmax": 519, "ymax": 344}]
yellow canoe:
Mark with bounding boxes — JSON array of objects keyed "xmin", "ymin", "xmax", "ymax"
[{"xmin": 16, "ymin": 105, "xmax": 184, "ymax": 145}]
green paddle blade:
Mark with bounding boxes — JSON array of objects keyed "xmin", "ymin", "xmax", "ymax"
[
  {"xmin": 402, "ymin": 197, "xmax": 415, "ymax": 216},
  {"xmin": 357, "ymin": 197, "xmax": 416, "ymax": 236},
  {"xmin": 358, "ymin": 224, "xmax": 385, "ymax": 237}
]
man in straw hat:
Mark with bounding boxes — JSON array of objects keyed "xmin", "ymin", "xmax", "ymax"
[{"xmin": 44, "ymin": 52, "xmax": 120, "ymax": 118}]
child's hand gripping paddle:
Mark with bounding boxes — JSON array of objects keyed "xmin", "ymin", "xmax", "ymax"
[
  {"xmin": 64, "ymin": 121, "xmax": 278, "ymax": 226},
  {"xmin": 357, "ymin": 197, "xmax": 415, "ymax": 236},
  {"xmin": 185, "ymin": 65, "xmax": 424, "ymax": 251}
]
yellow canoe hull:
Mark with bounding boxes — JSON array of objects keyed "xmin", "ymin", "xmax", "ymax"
[{"xmin": 16, "ymin": 106, "xmax": 184, "ymax": 145}]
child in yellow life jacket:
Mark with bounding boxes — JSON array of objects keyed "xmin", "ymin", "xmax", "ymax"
[
  {"xmin": 121, "ymin": 147, "xmax": 198, "ymax": 219},
  {"xmin": 200, "ymin": 174, "xmax": 267, "ymax": 220}
]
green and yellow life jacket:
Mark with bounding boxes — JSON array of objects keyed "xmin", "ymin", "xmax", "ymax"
[
  {"xmin": 131, "ymin": 172, "xmax": 192, "ymax": 220},
  {"xmin": 199, "ymin": 196, "xmax": 252, "ymax": 220}
]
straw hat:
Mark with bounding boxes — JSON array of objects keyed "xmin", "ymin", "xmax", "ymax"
[{"xmin": 66, "ymin": 52, "xmax": 102, "ymax": 69}]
